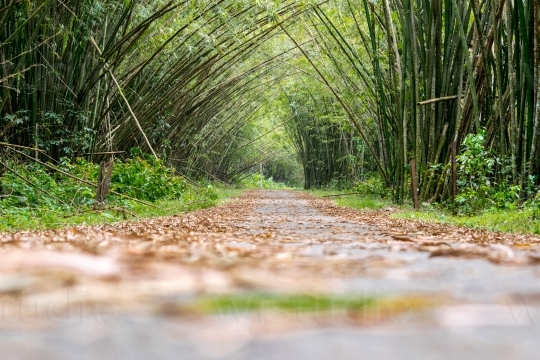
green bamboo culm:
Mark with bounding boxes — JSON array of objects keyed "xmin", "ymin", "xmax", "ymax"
[{"xmin": 280, "ymin": 0, "xmax": 539, "ymax": 202}]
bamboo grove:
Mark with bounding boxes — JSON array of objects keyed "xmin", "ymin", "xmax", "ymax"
[
  {"xmin": 282, "ymin": 0, "xmax": 540, "ymax": 201},
  {"xmin": 1, "ymin": 0, "xmax": 540, "ymax": 204},
  {"xmin": 0, "ymin": 0, "xmax": 306, "ymax": 181},
  {"xmin": 282, "ymin": 81, "xmax": 368, "ymax": 189}
]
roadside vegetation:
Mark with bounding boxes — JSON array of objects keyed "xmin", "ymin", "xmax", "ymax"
[
  {"xmin": 0, "ymin": 153, "xmax": 230, "ymax": 232},
  {"xmin": 311, "ymin": 128, "xmax": 540, "ymax": 235},
  {"xmin": 324, "ymin": 190, "xmax": 540, "ymax": 235},
  {"xmin": 0, "ymin": 148, "xmax": 291, "ymax": 232},
  {"xmin": 313, "ymin": 166, "xmax": 540, "ymax": 235}
]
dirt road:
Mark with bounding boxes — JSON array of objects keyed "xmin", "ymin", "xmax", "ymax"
[{"xmin": 2, "ymin": 191, "xmax": 540, "ymax": 359}]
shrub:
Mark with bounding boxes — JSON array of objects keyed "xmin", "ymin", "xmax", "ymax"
[
  {"xmin": 455, "ymin": 130, "xmax": 522, "ymax": 214},
  {"xmin": 0, "ymin": 156, "xmax": 201, "ymax": 213},
  {"xmin": 455, "ymin": 130, "xmax": 495, "ymax": 214},
  {"xmin": 239, "ymin": 173, "xmax": 288, "ymax": 189},
  {"xmin": 110, "ymin": 157, "xmax": 187, "ymax": 201},
  {"xmin": 352, "ymin": 173, "xmax": 389, "ymax": 198}
]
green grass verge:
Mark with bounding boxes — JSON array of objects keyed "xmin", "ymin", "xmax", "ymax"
[
  {"xmin": 307, "ymin": 190, "xmax": 395, "ymax": 210},
  {"xmin": 309, "ymin": 190, "xmax": 540, "ymax": 235},
  {"xmin": 394, "ymin": 207, "xmax": 540, "ymax": 235},
  {"xmin": 0, "ymin": 187, "xmax": 245, "ymax": 232}
]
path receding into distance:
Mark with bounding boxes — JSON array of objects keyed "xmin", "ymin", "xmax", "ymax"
[{"xmin": 2, "ymin": 190, "xmax": 540, "ymax": 359}]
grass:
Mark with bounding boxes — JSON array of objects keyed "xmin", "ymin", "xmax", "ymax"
[
  {"xmin": 334, "ymin": 195, "xmax": 394, "ymax": 211},
  {"xmin": 395, "ymin": 207, "xmax": 540, "ymax": 235},
  {"xmin": 308, "ymin": 190, "xmax": 395, "ymax": 210},
  {"xmin": 309, "ymin": 190, "xmax": 540, "ymax": 235},
  {"xmin": 0, "ymin": 186, "xmax": 245, "ymax": 232},
  {"xmin": 158, "ymin": 292, "xmax": 439, "ymax": 319},
  {"xmin": 197, "ymin": 293, "xmax": 376, "ymax": 314}
]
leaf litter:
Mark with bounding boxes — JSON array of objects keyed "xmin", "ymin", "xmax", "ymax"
[{"xmin": 0, "ymin": 190, "xmax": 539, "ymax": 330}]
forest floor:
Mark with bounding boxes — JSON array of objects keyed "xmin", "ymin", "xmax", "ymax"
[{"xmin": 2, "ymin": 190, "xmax": 540, "ymax": 359}]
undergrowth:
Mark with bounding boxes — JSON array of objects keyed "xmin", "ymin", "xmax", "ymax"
[
  {"xmin": 311, "ymin": 190, "xmax": 540, "ymax": 235},
  {"xmin": 238, "ymin": 173, "xmax": 290, "ymax": 189},
  {"xmin": 311, "ymin": 165, "xmax": 540, "ymax": 235},
  {"xmin": 0, "ymin": 156, "xmax": 231, "ymax": 232}
]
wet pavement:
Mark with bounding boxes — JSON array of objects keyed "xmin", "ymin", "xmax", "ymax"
[{"xmin": 2, "ymin": 190, "xmax": 540, "ymax": 359}]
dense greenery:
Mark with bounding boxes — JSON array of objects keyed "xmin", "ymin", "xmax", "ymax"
[
  {"xmin": 258, "ymin": 0, "xmax": 539, "ymax": 203},
  {"xmin": 283, "ymin": 86, "xmax": 368, "ymax": 189},
  {"xmin": 1, "ymin": 0, "xmax": 539, "ymax": 226},
  {"xmin": 0, "ymin": 0, "xmax": 304, "ymax": 180},
  {"xmin": 0, "ymin": 154, "xmax": 219, "ymax": 231}
]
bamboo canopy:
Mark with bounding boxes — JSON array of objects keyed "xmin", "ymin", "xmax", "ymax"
[{"xmin": 0, "ymin": 0, "xmax": 538, "ymax": 201}]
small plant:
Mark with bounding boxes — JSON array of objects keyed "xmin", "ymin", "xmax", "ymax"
[
  {"xmin": 111, "ymin": 157, "xmax": 187, "ymax": 201},
  {"xmin": 453, "ymin": 131, "xmax": 528, "ymax": 214},
  {"xmin": 491, "ymin": 180, "xmax": 521, "ymax": 210},
  {"xmin": 525, "ymin": 191, "xmax": 540, "ymax": 220},
  {"xmin": 239, "ymin": 173, "xmax": 288, "ymax": 189},
  {"xmin": 455, "ymin": 130, "xmax": 495, "ymax": 214},
  {"xmin": 352, "ymin": 173, "xmax": 389, "ymax": 198}
]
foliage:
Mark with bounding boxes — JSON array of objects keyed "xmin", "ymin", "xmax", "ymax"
[
  {"xmin": 279, "ymin": 0, "xmax": 540, "ymax": 204},
  {"xmin": 263, "ymin": 156, "xmax": 304, "ymax": 188},
  {"xmin": 334, "ymin": 194, "xmax": 394, "ymax": 211},
  {"xmin": 283, "ymin": 87, "xmax": 366, "ymax": 189},
  {"xmin": 455, "ymin": 131, "xmax": 521, "ymax": 214},
  {"xmin": 395, "ymin": 207, "xmax": 540, "ymax": 236},
  {"xmin": 0, "ymin": 156, "xmax": 220, "ymax": 231},
  {"xmin": 351, "ymin": 173, "xmax": 390, "ymax": 198},
  {"xmin": 239, "ymin": 173, "xmax": 289, "ymax": 189},
  {"xmin": 0, "ymin": 161, "xmax": 94, "ymax": 211},
  {"xmin": 0, "ymin": 0, "xmax": 305, "ymax": 183},
  {"xmin": 455, "ymin": 131, "xmax": 495, "ymax": 214},
  {"xmin": 1, "ymin": 0, "xmax": 538, "ymax": 221},
  {"xmin": 312, "ymin": 190, "xmax": 540, "ymax": 236},
  {"xmin": 525, "ymin": 191, "xmax": 540, "ymax": 221},
  {"xmin": 110, "ymin": 157, "xmax": 187, "ymax": 201},
  {"xmin": 491, "ymin": 181, "xmax": 521, "ymax": 211}
]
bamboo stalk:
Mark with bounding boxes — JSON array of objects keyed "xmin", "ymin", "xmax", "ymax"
[
  {"xmin": 0, "ymin": 142, "xmax": 47, "ymax": 153},
  {"xmin": 89, "ymin": 36, "xmax": 158, "ymax": 160},
  {"xmin": 417, "ymin": 95, "xmax": 458, "ymax": 106}
]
